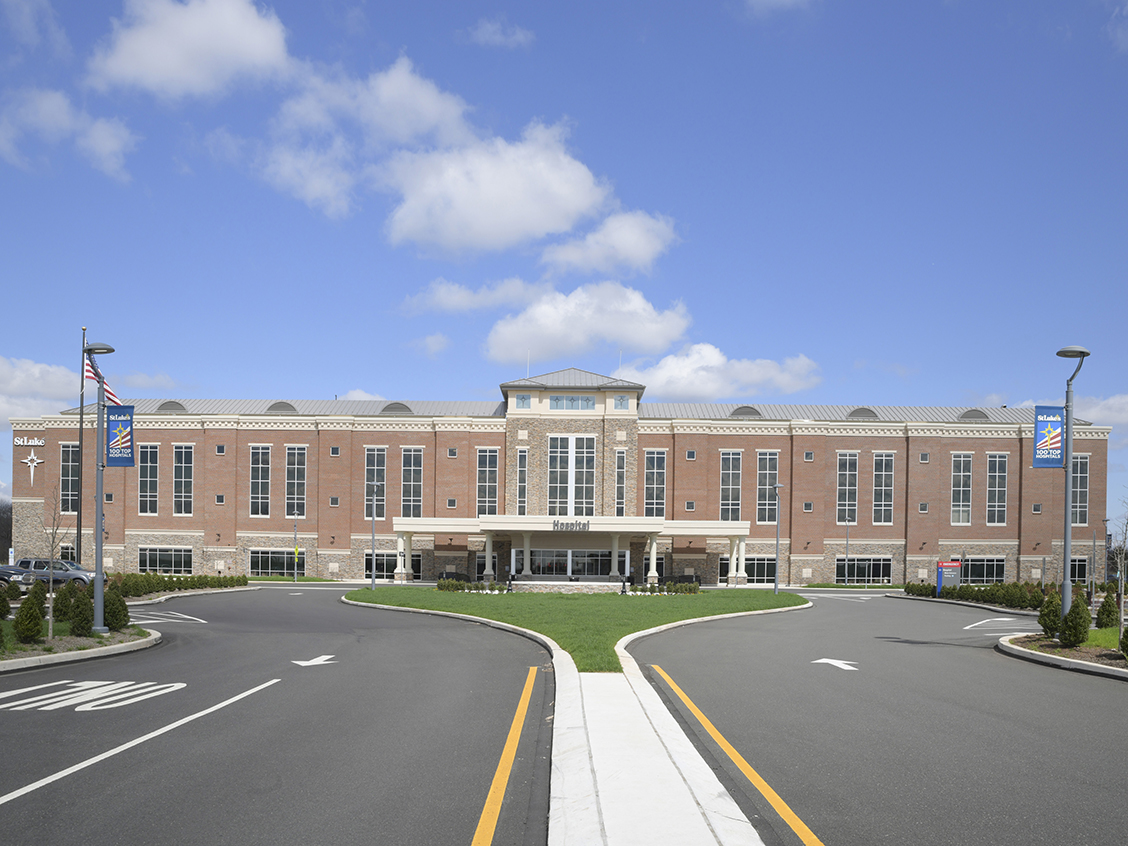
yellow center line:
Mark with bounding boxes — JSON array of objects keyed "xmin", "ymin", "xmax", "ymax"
[
  {"xmin": 650, "ymin": 664, "xmax": 826, "ymax": 846},
  {"xmin": 471, "ymin": 666, "xmax": 538, "ymax": 846}
]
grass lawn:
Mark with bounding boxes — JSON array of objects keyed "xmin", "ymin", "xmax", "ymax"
[
  {"xmin": 345, "ymin": 587, "xmax": 808, "ymax": 672},
  {"xmin": 1088, "ymin": 627, "xmax": 1123, "ymax": 649}
]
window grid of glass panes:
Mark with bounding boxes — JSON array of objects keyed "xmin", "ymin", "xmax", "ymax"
[
  {"xmin": 477, "ymin": 448, "xmax": 498, "ymax": 515},
  {"xmin": 60, "ymin": 443, "xmax": 79, "ymax": 514},
  {"xmin": 1072, "ymin": 455, "xmax": 1089, "ymax": 526},
  {"xmin": 548, "ymin": 437, "xmax": 570, "ymax": 516},
  {"xmin": 759, "ymin": 451, "xmax": 780, "ymax": 524},
  {"xmin": 572, "ymin": 437, "xmax": 595, "ymax": 516},
  {"xmin": 401, "ymin": 448, "xmax": 423, "ymax": 518},
  {"xmin": 517, "ymin": 448, "xmax": 528, "ymax": 516},
  {"xmin": 365, "ymin": 551, "xmax": 421, "ymax": 580},
  {"xmin": 958, "ymin": 557, "xmax": 1006, "ymax": 584},
  {"xmin": 950, "ymin": 453, "xmax": 972, "ymax": 525},
  {"xmin": 286, "ymin": 446, "xmax": 306, "ymax": 517},
  {"xmin": 615, "ymin": 450, "xmax": 626, "ymax": 517},
  {"xmin": 837, "ymin": 452, "xmax": 858, "ymax": 524},
  {"xmin": 174, "ymin": 445, "xmax": 193, "ymax": 516},
  {"xmin": 835, "ymin": 556, "xmax": 892, "ymax": 584},
  {"xmin": 644, "ymin": 450, "xmax": 666, "ymax": 517},
  {"xmin": 986, "ymin": 453, "xmax": 1007, "ymax": 525},
  {"xmin": 365, "ymin": 447, "xmax": 385, "ymax": 519},
  {"xmin": 139, "ymin": 546, "xmax": 193, "ymax": 575},
  {"xmin": 140, "ymin": 444, "xmax": 159, "ymax": 515},
  {"xmin": 872, "ymin": 452, "xmax": 894, "ymax": 525},
  {"xmin": 250, "ymin": 548, "xmax": 304, "ymax": 578},
  {"xmin": 720, "ymin": 555, "xmax": 776, "ymax": 584},
  {"xmin": 250, "ymin": 445, "xmax": 269, "ymax": 516}
]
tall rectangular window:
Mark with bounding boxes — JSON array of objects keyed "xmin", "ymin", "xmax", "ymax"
[
  {"xmin": 477, "ymin": 448, "xmax": 498, "ymax": 515},
  {"xmin": 139, "ymin": 547, "xmax": 193, "ymax": 575},
  {"xmin": 758, "ymin": 451, "xmax": 780, "ymax": 524},
  {"xmin": 872, "ymin": 452, "xmax": 894, "ymax": 525},
  {"xmin": 60, "ymin": 444, "xmax": 79, "ymax": 514},
  {"xmin": 250, "ymin": 445, "xmax": 270, "ymax": 516},
  {"xmin": 365, "ymin": 447, "xmax": 386, "ymax": 519},
  {"xmin": 401, "ymin": 447, "xmax": 423, "ymax": 517},
  {"xmin": 139, "ymin": 445, "xmax": 159, "ymax": 515},
  {"xmin": 1072, "ymin": 455, "xmax": 1089, "ymax": 526},
  {"xmin": 286, "ymin": 446, "xmax": 306, "ymax": 517},
  {"xmin": 719, "ymin": 451, "xmax": 742, "ymax": 520},
  {"xmin": 951, "ymin": 453, "xmax": 972, "ymax": 526},
  {"xmin": 548, "ymin": 436, "xmax": 596, "ymax": 517},
  {"xmin": 615, "ymin": 449, "xmax": 626, "ymax": 517},
  {"xmin": 174, "ymin": 445, "xmax": 193, "ymax": 516},
  {"xmin": 644, "ymin": 450, "xmax": 666, "ymax": 517},
  {"xmin": 986, "ymin": 453, "xmax": 1007, "ymax": 525},
  {"xmin": 516, "ymin": 448, "xmax": 528, "ymax": 516},
  {"xmin": 837, "ymin": 452, "xmax": 858, "ymax": 524}
]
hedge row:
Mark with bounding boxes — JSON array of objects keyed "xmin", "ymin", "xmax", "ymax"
[
  {"xmin": 904, "ymin": 580, "xmax": 1047, "ymax": 610},
  {"xmin": 437, "ymin": 579, "xmax": 507, "ymax": 592},
  {"xmin": 108, "ymin": 572, "xmax": 249, "ymax": 597}
]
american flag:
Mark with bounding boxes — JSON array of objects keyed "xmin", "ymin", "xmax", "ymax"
[{"xmin": 84, "ymin": 356, "xmax": 123, "ymax": 406}]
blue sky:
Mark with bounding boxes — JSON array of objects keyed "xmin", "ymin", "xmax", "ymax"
[{"xmin": 2, "ymin": 0, "xmax": 1126, "ymax": 526}]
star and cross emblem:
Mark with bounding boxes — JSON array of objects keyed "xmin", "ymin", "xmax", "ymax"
[{"xmin": 21, "ymin": 450, "xmax": 44, "ymax": 486}]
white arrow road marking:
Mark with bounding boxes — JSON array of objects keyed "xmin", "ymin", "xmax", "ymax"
[
  {"xmin": 128, "ymin": 610, "xmax": 207, "ymax": 625},
  {"xmin": 963, "ymin": 617, "xmax": 1016, "ymax": 630},
  {"xmin": 812, "ymin": 658, "xmax": 859, "ymax": 670},
  {"xmin": 292, "ymin": 655, "xmax": 337, "ymax": 667}
]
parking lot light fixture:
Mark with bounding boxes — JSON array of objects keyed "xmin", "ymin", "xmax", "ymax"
[
  {"xmin": 1056, "ymin": 345, "xmax": 1090, "ymax": 620},
  {"xmin": 83, "ymin": 342, "xmax": 114, "ymax": 633}
]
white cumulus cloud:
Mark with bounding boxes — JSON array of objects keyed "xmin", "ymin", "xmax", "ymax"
[
  {"xmin": 86, "ymin": 0, "xmax": 291, "ymax": 99},
  {"xmin": 0, "ymin": 356, "xmax": 81, "ymax": 430},
  {"xmin": 1, "ymin": 0, "xmax": 70, "ymax": 55},
  {"xmin": 542, "ymin": 210, "xmax": 677, "ymax": 275},
  {"xmin": 404, "ymin": 276, "xmax": 551, "ymax": 313},
  {"xmin": 615, "ymin": 344, "xmax": 821, "ymax": 401},
  {"xmin": 381, "ymin": 121, "xmax": 608, "ymax": 252},
  {"xmin": 0, "ymin": 88, "xmax": 138, "ymax": 180},
  {"xmin": 339, "ymin": 388, "xmax": 385, "ymax": 401},
  {"xmin": 485, "ymin": 282, "xmax": 689, "ymax": 364},
  {"xmin": 1076, "ymin": 394, "xmax": 1128, "ymax": 426},
  {"xmin": 466, "ymin": 16, "xmax": 534, "ymax": 49}
]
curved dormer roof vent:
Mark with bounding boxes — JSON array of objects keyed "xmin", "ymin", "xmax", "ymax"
[
  {"xmin": 730, "ymin": 405, "xmax": 762, "ymax": 418},
  {"xmin": 381, "ymin": 402, "xmax": 413, "ymax": 415},
  {"xmin": 157, "ymin": 401, "xmax": 186, "ymax": 413},
  {"xmin": 847, "ymin": 407, "xmax": 878, "ymax": 419},
  {"xmin": 267, "ymin": 401, "xmax": 298, "ymax": 414},
  {"xmin": 958, "ymin": 408, "xmax": 989, "ymax": 421}
]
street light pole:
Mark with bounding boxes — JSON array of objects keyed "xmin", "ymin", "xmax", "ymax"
[
  {"xmin": 773, "ymin": 483, "xmax": 784, "ymax": 595},
  {"xmin": 1057, "ymin": 345, "xmax": 1090, "ymax": 621},
  {"xmin": 83, "ymin": 342, "xmax": 114, "ymax": 633}
]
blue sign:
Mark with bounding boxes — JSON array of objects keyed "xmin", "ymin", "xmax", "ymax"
[
  {"xmin": 106, "ymin": 405, "xmax": 135, "ymax": 467},
  {"xmin": 1033, "ymin": 405, "xmax": 1064, "ymax": 468}
]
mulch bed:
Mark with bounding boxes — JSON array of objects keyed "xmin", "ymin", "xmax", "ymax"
[
  {"xmin": 1, "ymin": 627, "xmax": 150, "ymax": 661},
  {"xmin": 1013, "ymin": 634, "xmax": 1128, "ymax": 670}
]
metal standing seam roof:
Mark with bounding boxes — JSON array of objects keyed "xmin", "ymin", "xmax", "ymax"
[
  {"xmin": 62, "ymin": 399, "xmax": 508, "ymax": 417},
  {"xmin": 499, "ymin": 368, "xmax": 646, "ymax": 394}
]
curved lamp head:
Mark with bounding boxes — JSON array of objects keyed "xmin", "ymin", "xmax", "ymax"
[
  {"xmin": 83, "ymin": 342, "xmax": 115, "ymax": 356},
  {"xmin": 1056, "ymin": 345, "xmax": 1090, "ymax": 359}
]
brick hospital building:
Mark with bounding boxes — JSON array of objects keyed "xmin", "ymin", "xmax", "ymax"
[{"xmin": 9, "ymin": 368, "xmax": 1110, "ymax": 587}]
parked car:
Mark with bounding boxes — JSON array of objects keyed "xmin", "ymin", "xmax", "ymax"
[
  {"xmin": 0, "ymin": 563, "xmax": 35, "ymax": 588},
  {"xmin": 13, "ymin": 558, "xmax": 96, "ymax": 587}
]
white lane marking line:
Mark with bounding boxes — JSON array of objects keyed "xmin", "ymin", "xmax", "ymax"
[
  {"xmin": 963, "ymin": 618, "xmax": 1016, "ymax": 630},
  {"xmin": 0, "ymin": 678, "xmax": 281, "ymax": 806},
  {"xmin": 292, "ymin": 655, "xmax": 337, "ymax": 666},
  {"xmin": 812, "ymin": 658, "xmax": 859, "ymax": 671}
]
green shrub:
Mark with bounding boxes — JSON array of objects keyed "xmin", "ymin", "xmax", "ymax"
[
  {"xmin": 13, "ymin": 595, "xmax": 43, "ymax": 643},
  {"xmin": 5, "ymin": 580, "xmax": 21, "ymax": 601},
  {"xmin": 103, "ymin": 589, "xmax": 130, "ymax": 631},
  {"xmin": 1039, "ymin": 592, "xmax": 1062, "ymax": 638},
  {"xmin": 54, "ymin": 581, "xmax": 77, "ymax": 622},
  {"xmin": 26, "ymin": 581, "xmax": 47, "ymax": 618},
  {"xmin": 1121, "ymin": 627, "xmax": 1128, "ymax": 659},
  {"xmin": 0, "ymin": 592, "xmax": 9, "ymax": 621},
  {"xmin": 1058, "ymin": 595, "xmax": 1091, "ymax": 648},
  {"xmin": 70, "ymin": 589, "xmax": 94, "ymax": 637},
  {"xmin": 1096, "ymin": 591, "xmax": 1120, "ymax": 629}
]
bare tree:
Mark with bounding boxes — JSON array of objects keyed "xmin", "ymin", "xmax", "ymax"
[
  {"xmin": 0, "ymin": 497, "xmax": 11, "ymax": 562},
  {"xmin": 40, "ymin": 485, "xmax": 73, "ymax": 640}
]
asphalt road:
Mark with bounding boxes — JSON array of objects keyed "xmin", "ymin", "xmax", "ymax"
[
  {"xmin": 0, "ymin": 586, "xmax": 553, "ymax": 846},
  {"xmin": 630, "ymin": 591, "xmax": 1127, "ymax": 846}
]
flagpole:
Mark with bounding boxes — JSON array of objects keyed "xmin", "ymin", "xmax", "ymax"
[{"xmin": 77, "ymin": 328, "xmax": 86, "ymax": 566}]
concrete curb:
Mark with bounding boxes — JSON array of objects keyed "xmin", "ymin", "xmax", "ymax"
[
  {"xmin": 124, "ymin": 586, "xmax": 261, "ymax": 606},
  {"xmin": 996, "ymin": 635, "xmax": 1128, "ymax": 682},
  {"xmin": 885, "ymin": 592, "xmax": 1040, "ymax": 616},
  {"xmin": 340, "ymin": 594, "xmax": 810, "ymax": 846},
  {"xmin": 0, "ymin": 629, "xmax": 162, "ymax": 674}
]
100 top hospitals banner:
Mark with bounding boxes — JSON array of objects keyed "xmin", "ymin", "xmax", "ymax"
[
  {"xmin": 106, "ymin": 405, "xmax": 135, "ymax": 467},
  {"xmin": 1034, "ymin": 406, "xmax": 1064, "ymax": 468}
]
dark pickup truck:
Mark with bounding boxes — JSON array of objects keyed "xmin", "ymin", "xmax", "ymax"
[
  {"xmin": 0, "ymin": 562, "xmax": 35, "ymax": 588},
  {"xmin": 10, "ymin": 559, "xmax": 96, "ymax": 588}
]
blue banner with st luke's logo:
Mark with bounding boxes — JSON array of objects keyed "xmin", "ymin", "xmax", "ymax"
[
  {"xmin": 106, "ymin": 405, "xmax": 135, "ymax": 467},
  {"xmin": 1033, "ymin": 405, "xmax": 1064, "ymax": 468}
]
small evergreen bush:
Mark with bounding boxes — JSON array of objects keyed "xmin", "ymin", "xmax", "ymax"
[
  {"xmin": 26, "ymin": 581, "xmax": 47, "ymax": 618},
  {"xmin": 0, "ymin": 592, "xmax": 10, "ymax": 621},
  {"xmin": 69, "ymin": 589, "xmax": 94, "ymax": 637},
  {"xmin": 5, "ymin": 580, "xmax": 22, "ymax": 601},
  {"xmin": 54, "ymin": 581, "xmax": 77, "ymax": 622},
  {"xmin": 1120, "ymin": 627, "xmax": 1128, "ymax": 659},
  {"xmin": 13, "ymin": 595, "xmax": 43, "ymax": 643},
  {"xmin": 1038, "ymin": 592, "xmax": 1062, "ymax": 638},
  {"xmin": 103, "ymin": 589, "xmax": 130, "ymax": 631},
  {"xmin": 1058, "ymin": 595, "xmax": 1091, "ymax": 648},
  {"xmin": 1096, "ymin": 591, "xmax": 1119, "ymax": 629}
]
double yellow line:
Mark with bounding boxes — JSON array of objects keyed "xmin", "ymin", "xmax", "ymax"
[
  {"xmin": 651, "ymin": 665, "xmax": 826, "ymax": 846},
  {"xmin": 471, "ymin": 666, "xmax": 539, "ymax": 846}
]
